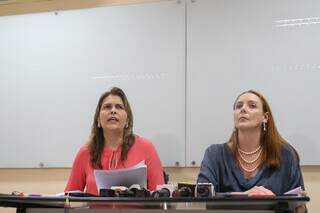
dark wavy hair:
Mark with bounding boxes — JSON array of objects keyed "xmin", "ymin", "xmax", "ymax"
[
  {"xmin": 88, "ymin": 87, "xmax": 135, "ymax": 169},
  {"xmin": 229, "ymin": 90, "xmax": 296, "ymax": 169}
]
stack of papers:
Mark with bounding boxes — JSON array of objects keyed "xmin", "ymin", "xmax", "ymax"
[{"xmin": 94, "ymin": 161, "xmax": 147, "ymax": 191}]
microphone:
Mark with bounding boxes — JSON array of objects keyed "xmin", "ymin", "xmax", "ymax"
[
  {"xmin": 151, "ymin": 188, "xmax": 170, "ymax": 198},
  {"xmin": 172, "ymin": 186, "xmax": 193, "ymax": 197},
  {"xmin": 99, "ymin": 189, "xmax": 116, "ymax": 197},
  {"xmin": 129, "ymin": 184, "xmax": 151, "ymax": 197},
  {"xmin": 100, "ymin": 186, "xmax": 135, "ymax": 197},
  {"xmin": 153, "ymin": 184, "xmax": 175, "ymax": 198},
  {"xmin": 195, "ymin": 183, "xmax": 215, "ymax": 198},
  {"xmin": 110, "ymin": 186, "xmax": 133, "ymax": 197},
  {"xmin": 172, "ymin": 183, "xmax": 195, "ymax": 197}
]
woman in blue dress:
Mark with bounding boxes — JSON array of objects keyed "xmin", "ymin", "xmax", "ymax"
[{"xmin": 197, "ymin": 90, "xmax": 306, "ymax": 212}]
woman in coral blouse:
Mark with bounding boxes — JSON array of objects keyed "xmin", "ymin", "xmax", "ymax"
[{"xmin": 65, "ymin": 87, "xmax": 164, "ymax": 195}]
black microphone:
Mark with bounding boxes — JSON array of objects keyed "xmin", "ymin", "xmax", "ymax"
[
  {"xmin": 195, "ymin": 183, "xmax": 214, "ymax": 198},
  {"xmin": 100, "ymin": 188, "xmax": 116, "ymax": 197},
  {"xmin": 172, "ymin": 186, "xmax": 193, "ymax": 197},
  {"xmin": 173, "ymin": 183, "xmax": 195, "ymax": 197},
  {"xmin": 151, "ymin": 188, "xmax": 170, "ymax": 198},
  {"xmin": 118, "ymin": 189, "xmax": 135, "ymax": 197},
  {"xmin": 129, "ymin": 184, "xmax": 151, "ymax": 197}
]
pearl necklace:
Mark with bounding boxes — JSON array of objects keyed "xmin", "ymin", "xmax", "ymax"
[
  {"xmin": 237, "ymin": 146, "xmax": 262, "ymax": 173},
  {"xmin": 238, "ymin": 160, "xmax": 260, "ymax": 173},
  {"xmin": 238, "ymin": 147, "xmax": 262, "ymax": 164},
  {"xmin": 238, "ymin": 145, "xmax": 261, "ymax": 155}
]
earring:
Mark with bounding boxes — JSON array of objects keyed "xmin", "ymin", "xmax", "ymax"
[
  {"xmin": 263, "ymin": 122, "xmax": 267, "ymax": 131},
  {"xmin": 97, "ymin": 122, "xmax": 101, "ymax": 128},
  {"xmin": 233, "ymin": 127, "xmax": 237, "ymax": 132},
  {"xmin": 125, "ymin": 123, "xmax": 129, "ymax": 129}
]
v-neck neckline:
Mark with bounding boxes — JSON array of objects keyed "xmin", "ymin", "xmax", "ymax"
[{"xmin": 223, "ymin": 143, "xmax": 266, "ymax": 189}]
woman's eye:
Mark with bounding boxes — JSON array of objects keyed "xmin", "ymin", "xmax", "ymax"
[
  {"xmin": 103, "ymin": 105, "xmax": 112, "ymax": 110},
  {"xmin": 249, "ymin": 103, "xmax": 257, "ymax": 108},
  {"xmin": 117, "ymin": 104, "xmax": 124, "ymax": 110},
  {"xmin": 235, "ymin": 103, "xmax": 243, "ymax": 109}
]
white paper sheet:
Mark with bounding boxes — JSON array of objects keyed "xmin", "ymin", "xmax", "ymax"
[
  {"xmin": 94, "ymin": 161, "xmax": 147, "ymax": 191},
  {"xmin": 284, "ymin": 186, "xmax": 303, "ymax": 195}
]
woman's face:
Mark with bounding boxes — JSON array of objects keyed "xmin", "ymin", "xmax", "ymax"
[
  {"xmin": 233, "ymin": 92, "xmax": 268, "ymax": 131},
  {"xmin": 98, "ymin": 95, "xmax": 128, "ymax": 133}
]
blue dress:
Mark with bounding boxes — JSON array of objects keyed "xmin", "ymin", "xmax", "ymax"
[{"xmin": 197, "ymin": 143, "xmax": 304, "ymax": 195}]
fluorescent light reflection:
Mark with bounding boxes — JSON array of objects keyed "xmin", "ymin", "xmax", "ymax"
[
  {"xmin": 274, "ymin": 17, "xmax": 320, "ymax": 27},
  {"xmin": 92, "ymin": 73, "xmax": 168, "ymax": 81}
]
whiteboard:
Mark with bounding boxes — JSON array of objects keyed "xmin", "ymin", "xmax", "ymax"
[
  {"xmin": 186, "ymin": 0, "xmax": 320, "ymax": 166},
  {"xmin": 0, "ymin": 0, "xmax": 186, "ymax": 168}
]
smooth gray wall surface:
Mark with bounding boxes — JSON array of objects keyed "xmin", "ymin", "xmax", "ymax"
[
  {"xmin": 186, "ymin": 0, "xmax": 320, "ymax": 166},
  {"xmin": 1, "ymin": 0, "xmax": 319, "ymax": 168},
  {"xmin": 0, "ymin": 0, "xmax": 186, "ymax": 168}
]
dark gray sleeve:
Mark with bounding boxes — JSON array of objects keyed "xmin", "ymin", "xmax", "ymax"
[
  {"xmin": 284, "ymin": 145, "xmax": 305, "ymax": 192},
  {"xmin": 288, "ymin": 156, "xmax": 305, "ymax": 192},
  {"xmin": 197, "ymin": 145, "xmax": 219, "ymax": 191},
  {"xmin": 289, "ymin": 161, "xmax": 307, "ymax": 213}
]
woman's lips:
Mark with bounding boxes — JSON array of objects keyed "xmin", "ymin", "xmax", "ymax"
[
  {"xmin": 107, "ymin": 117, "xmax": 119, "ymax": 122},
  {"xmin": 239, "ymin": 117, "xmax": 249, "ymax": 121}
]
